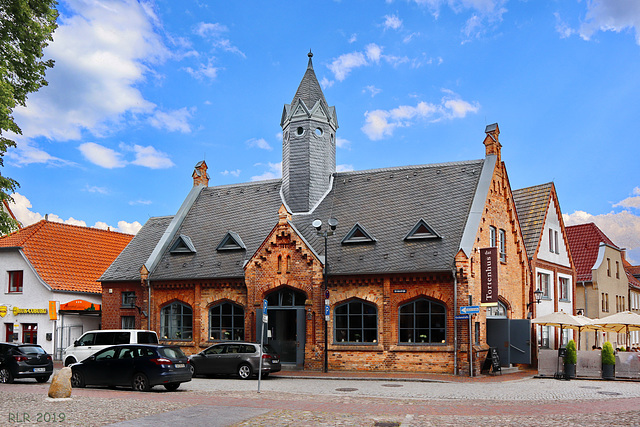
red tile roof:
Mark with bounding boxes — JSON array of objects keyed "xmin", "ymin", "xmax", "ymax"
[
  {"xmin": 0, "ymin": 220, "xmax": 133, "ymax": 293},
  {"xmin": 565, "ymin": 223, "xmax": 618, "ymax": 282}
]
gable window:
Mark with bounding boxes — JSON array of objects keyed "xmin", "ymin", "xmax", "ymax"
[
  {"xmin": 549, "ymin": 229, "xmax": 554, "ymax": 253},
  {"xmin": 169, "ymin": 235, "xmax": 196, "ymax": 254},
  {"xmin": 489, "ymin": 226, "xmax": 497, "ymax": 248},
  {"xmin": 342, "ymin": 223, "xmax": 376, "ymax": 244},
  {"xmin": 8, "ymin": 270, "xmax": 23, "ymax": 293},
  {"xmin": 160, "ymin": 302, "xmax": 193, "ymax": 340},
  {"xmin": 559, "ymin": 277, "xmax": 570, "ymax": 301},
  {"xmin": 499, "ymin": 229, "xmax": 506, "ymax": 262},
  {"xmin": 404, "ymin": 219, "xmax": 440, "ymax": 241},
  {"xmin": 335, "ymin": 300, "xmax": 377, "ymax": 343},
  {"xmin": 216, "ymin": 231, "xmax": 246, "ymax": 251},
  {"xmin": 209, "ymin": 302, "xmax": 244, "ymax": 341},
  {"xmin": 554, "ymin": 231, "xmax": 559, "ymax": 254},
  {"xmin": 538, "ymin": 272, "xmax": 550, "ymax": 298},
  {"xmin": 398, "ymin": 298, "xmax": 446, "ymax": 344},
  {"xmin": 121, "ymin": 291, "xmax": 136, "ymax": 308}
]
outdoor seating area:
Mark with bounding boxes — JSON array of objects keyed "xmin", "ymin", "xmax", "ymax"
[{"xmin": 534, "ymin": 311, "xmax": 640, "ymax": 380}]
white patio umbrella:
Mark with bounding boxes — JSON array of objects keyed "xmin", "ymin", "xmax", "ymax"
[
  {"xmin": 591, "ymin": 311, "xmax": 640, "ymax": 348},
  {"xmin": 532, "ymin": 311, "xmax": 593, "ymax": 348}
]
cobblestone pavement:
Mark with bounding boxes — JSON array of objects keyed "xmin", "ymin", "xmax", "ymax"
[{"xmin": 2, "ymin": 372, "xmax": 640, "ymax": 426}]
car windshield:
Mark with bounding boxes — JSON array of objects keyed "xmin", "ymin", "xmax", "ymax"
[
  {"xmin": 18, "ymin": 346, "xmax": 45, "ymax": 355},
  {"xmin": 158, "ymin": 347, "xmax": 186, "ymax": 359}
]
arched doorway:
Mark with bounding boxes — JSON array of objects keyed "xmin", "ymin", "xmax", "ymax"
[{"xmin": 260, "ymin": 288, "xmax": 306, "ymax": 367}]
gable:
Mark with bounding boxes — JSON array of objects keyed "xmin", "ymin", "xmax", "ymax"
[{"xmin": 537, "ymin": 197, "xmax": 571, "ymax": 267}]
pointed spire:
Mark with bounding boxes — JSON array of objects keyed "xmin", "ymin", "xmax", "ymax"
[
  {"xmin": 307, "ymin": 50, "xmax": 313, "ymax": 69},
  {"xmin": 292, "ymin": 51, "xmax": 327, "ymax": 109}
]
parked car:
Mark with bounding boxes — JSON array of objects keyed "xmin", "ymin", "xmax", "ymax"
[
  {"xmin": 188, "ymin": 342, "xmax": 281, "ymax": 379},
  {"xmin": 63, "ymin": 329, "xmax": 158, "ymax": 366},
  {"xmin": 70, "ymin": 344, "xmax": 191, "ymax": 391},
  {"xmin": 0, "ymin": 343, "xmax": 54, "ymax": 384}
]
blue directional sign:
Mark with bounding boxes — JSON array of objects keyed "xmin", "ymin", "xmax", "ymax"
[
  {"xmin": 455, "ymin": 314, "xmax": 469, "ymax": 320},
  {"xmin": 460, "ymin": 305, "xmax": 480, "ymax": 314},
  {"xmin": 263, "ymin": 299, "xmax": 268, "ymax": 314}
]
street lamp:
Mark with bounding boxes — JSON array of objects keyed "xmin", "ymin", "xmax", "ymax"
[
  {"xmin": 527, "ymin": 289, "xmax": 544, "ymax": 310},
  {"xmin": 313, "ymin": 217, "xmax": 338, "ymax": 373}
]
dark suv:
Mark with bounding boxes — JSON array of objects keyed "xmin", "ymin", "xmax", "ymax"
[
  {"xmin": 0, "ymin": 343, "xmax": 54, "ymax": 384},
  {"xmin": 189, "ymin": 342, "xmax": 281, "ymax": 379}
]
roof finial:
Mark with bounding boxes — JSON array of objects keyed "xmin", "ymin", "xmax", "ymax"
[{"xmin": 307, "ymin": 49, "xmax": 313, "ymax": 69}]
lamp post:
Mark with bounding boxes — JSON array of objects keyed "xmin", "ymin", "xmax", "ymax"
[
  {"xmin": 527, "ymin": 289, "xmax": 544, "ymax": 311},
  {"xmin": 313, "ymin": 217, "xmax": 338, "ymax": 373}
]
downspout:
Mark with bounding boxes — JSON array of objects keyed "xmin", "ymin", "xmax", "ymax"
[
  {"xmin": 147, "ymin": 277, "xmax": 152, "ymax": 331},
  {"xmin": 453, "ymin": 263, "xmax": 458, "ymax": 376}
]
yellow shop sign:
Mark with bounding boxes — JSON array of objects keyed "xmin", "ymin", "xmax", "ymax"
[
  {"xmin": 0, "ymin": 306, "xmax": 6, "ymax": 317},
  {"xmin": 13, "ymin": 307, "xmax": 48, "ymax": 315}
]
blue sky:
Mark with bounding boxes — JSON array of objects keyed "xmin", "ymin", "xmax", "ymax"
[{"xmin": 5, "ymin": 0, "xmax": 640, "ymax": 262}]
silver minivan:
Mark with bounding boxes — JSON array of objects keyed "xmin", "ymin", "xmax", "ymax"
[{"xmin": 63, "ymin": 330, "xmax": 158, "ymax": 366}]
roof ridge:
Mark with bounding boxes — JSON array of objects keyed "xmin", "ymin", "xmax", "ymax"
[
  {"xmin": 0, "ymin": 220, "xmax": 46, "ymax": 246},
  {"xmin": 335, "ymin": 159, "xmax": 484, "ymax": 176}
]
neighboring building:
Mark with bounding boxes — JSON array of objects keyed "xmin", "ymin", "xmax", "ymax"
[
  {"xmin": 0, "ymin": 220, "xmax": 133, "ymax": 358},
  {"xmin": 566, "ymin": 223, "xmax": 628, "ymax": 350},
  {"xmin": 624, "ymin": 259, "xmax": 640, "ymax": 347},
  {"xmin": 101, "ymin": 53, "xmax": 531, "ymax": 375},
  {"xmin": 513, "ymin": 183, "xmax": 576, "ymax": 351}
]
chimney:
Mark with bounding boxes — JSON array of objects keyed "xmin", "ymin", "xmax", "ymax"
[
  {"xmin": 483, "ymin": 123, "xmax": 501, "ymax": 161},
  {"xmin": 192, "ymin": 161, "xmax": 209, "ymax": 187}
]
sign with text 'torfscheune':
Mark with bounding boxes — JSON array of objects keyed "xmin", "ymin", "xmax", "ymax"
[{"xmin": 481, "ymin": 247, "xmax": 498, "ymax": 304}]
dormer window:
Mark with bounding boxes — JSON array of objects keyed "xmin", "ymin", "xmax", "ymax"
[
  {"xmin": 404, "ymin": 219, "xmax": 440, "ymax": 241},
  {"xmin": 170, "ymin": 235, "xmax": 196, "ymax": 254},
  {"xmin": 216, "ymin": 231, "xmax": 246, "ymax": 251},
  {"xmin": 342, "ymin": 223, "xmax": 376, "ymax": 244}
]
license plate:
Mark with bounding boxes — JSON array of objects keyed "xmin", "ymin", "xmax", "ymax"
[
  {"xmin": 272, "ymin": 359, "xmax": 279, "ymax": 364},
  {"xmin": 34, "ymin": 368, "xmax": 45, "ymax": 372},
  {"xmin": 174, "ymin": 363, "xmax": 185, "ymax": 368}
]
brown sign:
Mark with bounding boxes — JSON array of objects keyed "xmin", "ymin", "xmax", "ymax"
[{"xmin": 481, "ymin": 247, "xmax": 498, "ymax": 303}]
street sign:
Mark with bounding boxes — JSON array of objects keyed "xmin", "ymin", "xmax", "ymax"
[
  {"xmin": 263, "ymin": 299, "xmax": 268, "ymax": 315},
  {"xmin": 324, "ymin": 304, "xmax": 330, "ymax": 321},
  {"xmin": 455, "ymin": 314, "xmax": 469, "ymax": 320},
  {"xmin": 460, "ymin": 305, "xmax": 480, "ymax": 314}
]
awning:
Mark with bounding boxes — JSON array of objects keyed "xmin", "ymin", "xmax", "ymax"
[{"xmin": 60, "ymin": 299, "xmax": 101, "ymax": 312}]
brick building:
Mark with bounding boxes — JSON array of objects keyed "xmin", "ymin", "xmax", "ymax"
[{"xmin": 100, "ymin": 53, "xmax": 531, "ymax": 375}]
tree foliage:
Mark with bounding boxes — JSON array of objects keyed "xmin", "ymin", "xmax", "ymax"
[{"xmin": 0, "ymin": 0, "xmax": 58, "ymax": 234}]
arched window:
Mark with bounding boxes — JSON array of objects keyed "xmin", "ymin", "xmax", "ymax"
[
  {"xmin": 277, "ymin": 255, "xmax": 282, "ymax": 273},
  {"xmin": 398, "ymin": 298, "xmax": 446, "ymax": 344},
  {"xmin": 286, "ymin": 255, "xmax": 291, "ymax": 273},
  {"xmin": 486, "ymin": 301, "xmax": 507, "ymax": 318},
  {"xmin": 209, "ymin": 302, "xmax": 244, "ymax": 341},
  {"xmin": 335, "ymin": 300, "xmax": 378, "ymax": 343},
  {"xmin": 160, "ymin": 302, "xmax": 192, "ymax": 340}
]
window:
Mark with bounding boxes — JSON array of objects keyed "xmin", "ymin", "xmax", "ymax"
[
  {"xmin": 554, "ymin": 231, "xmax": 559, "ymax": 254},
  {"xmin": 335, "ymin": 300, "xmax": 377, "ymax": 343},
  {"xmin": 8, "ymin": 270, "xmax": 23, "ymax": 293},
  {"xmin": 559, "ymin": 277, "xmax": 570, "ymax": 301},
  {"xmin": 209, "ymin": 302, "xmax": 244, "ymax": 341},
  {"xmin": 616, "ymin": 261, "xmax": 620, "ymax": 279},
  {"xmin": 286, "ymin": 255, "xmax": 291, "ymax": 273},
  {"xmin": 489, "ymin": 226, "xmax": 497, "ymax": 248},
  {"xmin": 121, "ymin": 316, "xmax": 135, "ymax": 329},
  {"xmin": 486, "ymin": 301, "xmax": 508, "ymax": 318},
  {"xmin": 398, "ymin": 298, "xmax": 446, "ymax": 344},
  {"xmin": 607, "ymin": 258, "xmax": 611, "ymax": 276},
  {"xmin": 538, "ymin": 272, "xmax": 550, "ymax": 298},
  {"xmin": 22, "ymin": 324, "xmax": 37, "ymax": 344},
  {"xmin": 539, "ymin": 326, "xmax": 550, "ymax": 348},
  {"xmin": 277, "ymin": 255, "xmax": 282, "ymax": 273},
  {"xmin": 602, "ymin": 293, "xmax": 609, "ymax": 312},
  {"xmin": 499, "ymin": 229, "xmax": 506, "ymax": 262},
  {"xmin": 160, "ymin": 302, "xmax": 193, "ymax": 340},
  {"xmin": 121, "ymin": 292, "xmax": 136, "ymax": 308},
  {"xmin": 549, "ymin": 229, "xmax": 554, "ymax": 253},
  {"xmin": 475, "ymin": 322, "xmax": 480, "ymax": 345}
]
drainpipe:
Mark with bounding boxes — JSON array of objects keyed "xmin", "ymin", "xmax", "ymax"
[
  {"xmin": 147, "ymin": 277, "xmax": 152, "ymax": 331},
  {"xmin": 453, "ymin": 263, "xmax": 458, "ymax": 376}
]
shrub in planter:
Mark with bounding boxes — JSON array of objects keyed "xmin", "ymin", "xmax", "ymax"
[
  {"xmin": 602, "ymin": 341, "xmax": 615, "ymax": 379},
  {"xmin": 564, "ymin": 340, "xmax": 577, "ymax": 378}
]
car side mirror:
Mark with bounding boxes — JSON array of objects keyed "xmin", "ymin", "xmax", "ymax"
[{"xmin": 74, "ymin": 341, "xmax": 79, "ymax": 347}]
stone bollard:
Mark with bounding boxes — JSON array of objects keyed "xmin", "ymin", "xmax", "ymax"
[{"xmin": 48, "ymin": 367, "xmax": 72, "ymax": 399}]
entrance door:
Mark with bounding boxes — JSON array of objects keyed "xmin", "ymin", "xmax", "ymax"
[
  {"xmin": 486, "ymin": 318, "xmax": 532, "ymax": 366},
  {"xmin": 263, "ymin": 288, "xmax": 306, "ymax": 367}
]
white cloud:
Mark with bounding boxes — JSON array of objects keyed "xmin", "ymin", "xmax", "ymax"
[
  {"xmin": 251, "ymin": 162, "xmax": 282, "ymax": 181},
  {"xmin": 321, "ymin": 77, "xmax": 335, "ymax": 89},
  {"xmin": 247, "ymin": 137, "xmax": 273, "ymax": 151},
  {"xmin": 79, "ymin": 142, "xmax": 126, "ymax": 169},
  {"xmin": 349, "ymin": 33, "xmax": 358, "ymax": 43},
  {"xmin": 7, "ymin": 192, "xmax": 141, "ymax": 234},
  {"xmin": 613, "ymin": 187, "xmax": 640, "ymax": 209},
  {"xmin": 148, "ymin": 107, "xmax": 194, "ymax": 133},
  {"xmin": 384, "ymin": 14, "xmax": 403, "ymax": 30},
  {"xmin": 8, "ymin": 140, "xmax": 73, "ymax": 167},
  {"xmin": 554, "ymin": 12, "xmax": 576, "ymax": 39},
  {"xmin": 221, "ymin": 169, "xmax": 241, "ymax": 177},
  {"xmin": 327, "ymin": 44, "xmax": 413, "ymax": 81},
  {"xmin": 336, "ymin": 137, "xmax": 351, "ymax": 149},
  {"xmin": 79, "ymin": 142, "xmax": 173, "ymax": 169},
  {"xmin": 361, "ymin": 90, "xmax": 479, "ymax": 140},
  {"xmin": 183, "ymin": 59, "xmax": 221, "ymax": 81},
  {"xmin": 128, "ymin": 200, "xmax": 152, "ymax": 206},
  {"xmin": 365, "ymin": 43, "xmax": 383, "ymax": 63},
  {"xmin": 85, "ymin": 185, "xmax": 109, "ymax": 194},
  {"xmin": 193, "ymin": 21, "xmax": 245, "ymax": 57},
  {"xmin": 337, "ymin": 164, "xmax": 354, "ymax": 172},
  {"xmin": 364, "ymin": 85, "xmax": 382, "ymax": 97},
  {"xmin": 579, "ymin": 0, "xmax": 640, "ymax": 45}
]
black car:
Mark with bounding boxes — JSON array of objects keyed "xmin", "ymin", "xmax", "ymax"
[
  {"xmin": 70, "ymin": 344, "xmax": 191, "ymax": 391},
  {"xmin": 189, "ymin": 342, "xmax": 281, "ymax": 379},
  {"xmin": 0, "ymin": 343, "xmax": 54, "ymax": 384}
]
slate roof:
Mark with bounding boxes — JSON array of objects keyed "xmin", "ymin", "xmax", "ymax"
[
  {"xmin": 133, "ymin": 158, "xmax": 485, "ymax": 281},
  {"xmin": 512, "ymin": 183, "xmax": 553, "ymax": 259},
  {"xmin": 101, "ymin": 216, "xmax": 174, "ymax": 282},
  {"xmin": 0, "ymin": 220, "xmax": 133, "ymax": 293},
  {"xmin": 291, "ymin": 53, "xmax": 328, "ymax": 111},
  {"xmin": 565, "ymin": 223, "xmax": 618, "ymax": 282}
]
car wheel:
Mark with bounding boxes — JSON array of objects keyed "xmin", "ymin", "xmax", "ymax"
[
  {"xmin": 36, "ymin": 376, "xmax": 50, "ymax": 383},
  {"xmin": 132, "ymin": 373, "xmax": 150, "ymax": 392},
  {"xmin": 64, "ymin": 357, "xmax": 76, "ymax": 367},
  {"xmin": 164, "ymin": 383, "xmax": 180, "ymax": 391},
  {"xmin": 238, "ymin": 363, "xmax": 253, "ymax": 380},
  {"xmin": 70, "ymin": 370, "xmax": 85, "ymax": 388},
  {"xmin": 189, "ymin": 363, "xmax": 196, "ymax": 377},
  {"xmin": 0, "ymin": 367, "xmax": 14, "ymax": 384}
]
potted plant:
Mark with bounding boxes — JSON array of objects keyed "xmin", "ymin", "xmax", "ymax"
[
  {"xmin": 564, "ymin": 339, "xmax": 577, "ymax": 378},
  {"xmin": 601, "ymin": 341, "xmax": 615, "ymax": 379}
]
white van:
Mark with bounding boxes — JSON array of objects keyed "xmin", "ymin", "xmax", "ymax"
[{"xmin": 62, "ymin": 329, "xmax": 158, "ymax": 366}]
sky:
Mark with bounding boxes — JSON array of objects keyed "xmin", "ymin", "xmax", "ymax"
[{"xmin": 4, "ymin": 0, "xmax": 640, "ymax": 263}]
